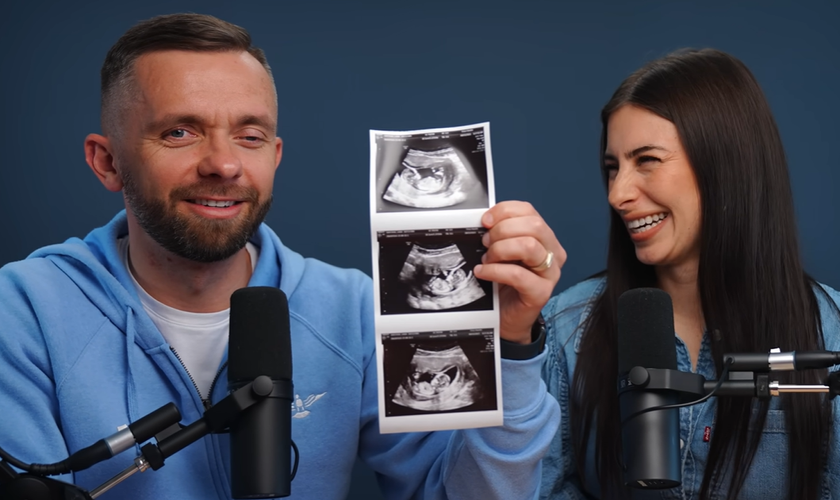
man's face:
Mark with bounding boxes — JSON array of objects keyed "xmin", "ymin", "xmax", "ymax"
[{"xmin": 114, "ymin": 50, "xmax": 282, "ymax": 262}]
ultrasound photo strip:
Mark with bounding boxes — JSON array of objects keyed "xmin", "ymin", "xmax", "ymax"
[{"xmin": 370, "ymin": 123, "xmax": 502, "ymax": 433}]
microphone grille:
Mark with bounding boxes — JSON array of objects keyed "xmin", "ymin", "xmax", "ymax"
[
  {"xmin": 228, "ymin": 287, "xmax": 292, "ymax": 383},
  {"xmin": 617, "ymin": 288, "xmax": 677, "ymax": 374}
]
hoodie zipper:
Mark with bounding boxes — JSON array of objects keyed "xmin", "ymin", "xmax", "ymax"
[
  {"xmin": 170, "ymin": 347, "xmax": 227, "ymax": 411},
  {"xmin": 206, "ymin": 361, "xmax": 228, "ymax": 410}
]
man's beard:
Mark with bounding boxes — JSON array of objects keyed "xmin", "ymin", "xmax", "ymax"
[{"xmin": 121, "ymin": 168, "xmax": 272, "ymax": 263}]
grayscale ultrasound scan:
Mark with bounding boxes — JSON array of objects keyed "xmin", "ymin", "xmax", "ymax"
[
  {"xmin": 383, "ymin": 147, "xmax": 474, "ymax": 208},
  {"xmin": 392, "ymin": 344, "xmax": 483, "ymax": 412},
  {"xmin": 398, "ymin": 243, "xmax": 485, "ymax": 310}
]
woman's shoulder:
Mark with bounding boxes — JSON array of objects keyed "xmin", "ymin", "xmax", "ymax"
[
  {"xmin": 814, "ymin": 281, "xmax": 840, "ymax": 347},
  {"xmin": 542, "ymin": 276, "xmax": 606, "ymax": 352},
  {"xmin": 815, "ymin": 281, "xmax": 840, "ymax": 305},
  {"xmin": 544, "ymin": 275, "xmax": 606, "ymax": 319}
]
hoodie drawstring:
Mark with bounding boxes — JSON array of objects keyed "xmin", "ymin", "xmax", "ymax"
[{"xmin": 125, "ymin": 307, "xmax": 139, "ymax": 429}]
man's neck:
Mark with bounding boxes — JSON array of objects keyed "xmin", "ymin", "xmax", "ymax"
[{"xmin": 126, "ymin": 228, "xmax": 252, "ymax": 313}]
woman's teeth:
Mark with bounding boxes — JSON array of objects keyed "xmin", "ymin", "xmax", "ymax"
[{"xmin": 628, "ymin": 213, "xmax": 668, "ymax": 234}]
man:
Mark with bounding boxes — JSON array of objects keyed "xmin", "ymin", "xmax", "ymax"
[{"xmin": 0, "ymin": 13, "xmax": 563, "ymax": 499}]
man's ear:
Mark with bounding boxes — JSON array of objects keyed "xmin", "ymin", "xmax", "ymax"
[
  {"xmin": 273, "ymin": 136, "xmax": 283, "ymax": 171},
  {"xmin": 85, "ymin": 133, "xmax": 124, "ymax": 192}
]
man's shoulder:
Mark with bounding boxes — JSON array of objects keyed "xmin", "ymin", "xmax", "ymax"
[
  {"xmin": 255, "ymin": 223, "xmax": 371, "ymax": 295},
  {"xmin": 300, "ymin": 256, "xmax": 371, "ymax": 283},
  {"xmin": 0, "ymin": 252, "xmax": 74, "ymax": 288}
]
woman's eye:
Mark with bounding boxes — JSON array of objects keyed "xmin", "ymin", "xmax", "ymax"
[{"xmin": 637, "ymin": 155, "xmax": 660, "ymax": 165}]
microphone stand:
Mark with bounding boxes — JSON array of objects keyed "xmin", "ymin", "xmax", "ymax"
[
  {"xmin": 0, "ymin": 375, "xmax": 294, "ymax": 500},
  {"xmin": 618, "ymin": 365, "xmax": 840, "ymax": 426}
]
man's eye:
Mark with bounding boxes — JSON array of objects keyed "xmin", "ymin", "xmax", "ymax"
[{"xmin": 168, "ymin": 129, "xmax": 188, "ymax": 139}]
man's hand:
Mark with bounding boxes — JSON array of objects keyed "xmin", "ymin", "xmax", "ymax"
[{"xmin": 474, "ymin": 201, "xmax": 566, "ymax": 344}]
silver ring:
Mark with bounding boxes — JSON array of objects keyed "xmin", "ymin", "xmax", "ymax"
[{"xmin": 529, "ymin": 250, "xmax": 554, "ymax": 272}]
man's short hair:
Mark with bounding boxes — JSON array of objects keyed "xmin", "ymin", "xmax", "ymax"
[{"xmin": 101, "ymin": 13, "xmax": 274, "ymax": 136}]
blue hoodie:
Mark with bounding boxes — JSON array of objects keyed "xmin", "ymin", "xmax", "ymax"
[{"xmin": 0, "ymin": 211, "xmax": 560, "ymax": 500}]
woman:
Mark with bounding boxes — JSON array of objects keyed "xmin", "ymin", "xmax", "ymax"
[{"xmin": 540, "ymin": 48, "xmax": 840, "ymax": 499}]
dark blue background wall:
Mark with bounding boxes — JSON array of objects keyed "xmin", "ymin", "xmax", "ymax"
[{"xmin": 1, "ymin": 1, "xmax": 838, "ymax": 498}]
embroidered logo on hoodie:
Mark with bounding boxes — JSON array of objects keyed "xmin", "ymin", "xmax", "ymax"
[{"xmin": 292, "ymin": 392, "xmax": 326, "ymax": 418}]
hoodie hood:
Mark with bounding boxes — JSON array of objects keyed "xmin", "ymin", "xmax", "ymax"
[
  {"xmin": 25, "ymin": 210, "xmax": 308, "ymax": 424},
  {"xmin": 28, "ymin": 210, "xmax": 308, "ymax": 342}
]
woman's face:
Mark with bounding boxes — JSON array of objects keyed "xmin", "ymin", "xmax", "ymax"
[{"xmin": 604, "ymin": 104, "xmax": 702, "ymax": 272}]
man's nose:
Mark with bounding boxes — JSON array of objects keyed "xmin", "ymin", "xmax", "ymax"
[{"xmin": 197, "ymin": 135, "xmax": 243, "ymax": 179}]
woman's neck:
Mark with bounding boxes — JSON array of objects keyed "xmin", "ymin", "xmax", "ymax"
[{"xmin": 656, "ymin": 262, "xmax": 704, "ymax": 369}]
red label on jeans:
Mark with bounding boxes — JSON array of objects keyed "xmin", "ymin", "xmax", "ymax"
[{"xmin": 703, "ymin": 426, "xmax": 711, "ymax": 442}]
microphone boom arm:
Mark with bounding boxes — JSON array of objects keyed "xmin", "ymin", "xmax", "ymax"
[
  {"xmin": 0, "ymin": 375, "xmax": 293, "ymax": 500},
  {"xmin": 622, "ymin": 366, "xmax": 840, "ymax": 407}
]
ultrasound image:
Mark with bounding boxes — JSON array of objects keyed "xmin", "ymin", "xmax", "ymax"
[
  {"xmin": 374, "ymin": 130, "xmax": 490, "ymax": 213},
  {"xmin": 398, "ymin": 243, "xmax": 485, "ymax": 310},
  {"xmin": 383, "ymin": 333, "xmax": 497, "ymax": 416},
  {"xmin": 383, "ymin": 147, "xmax": 474, "ymax": 208},
  {"xmin": 391, "ymin": 344, "xmax": 482, "ymax": 412},
  {"xmin": 378, "ymin": 229, "xmax": 493, "ymax": 315}
]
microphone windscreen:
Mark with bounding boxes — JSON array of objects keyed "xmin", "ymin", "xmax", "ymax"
[
  {"xmin": 229, "ymin": 287, "xmax": 292, "ymax": 383},
  {"xmin": 617, "ymin": 288, "xmax": 677, "ymax": 374}
]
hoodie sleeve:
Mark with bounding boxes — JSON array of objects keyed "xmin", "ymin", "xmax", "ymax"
[
  {"xmin": 356, "ymin": 276, "xmax": 561, "ymax": 500},
  {"xmin": 0, "ymin": 261, "xmax": 73, "ymax": 480}
]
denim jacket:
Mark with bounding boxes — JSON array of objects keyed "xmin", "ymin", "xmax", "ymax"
[{"xmin": 540, "ymin": 277, "xmax": 840, "ymax": 499}]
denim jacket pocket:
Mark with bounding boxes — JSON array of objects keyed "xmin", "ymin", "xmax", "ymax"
[{"xmin": 726, "ymin": 409, "xmax": 788, "ymax": 499}]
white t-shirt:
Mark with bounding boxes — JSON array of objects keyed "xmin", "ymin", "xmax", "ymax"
[{"xmin": 118, "ymin": 237, "xmax": 258, "ymax": 400}]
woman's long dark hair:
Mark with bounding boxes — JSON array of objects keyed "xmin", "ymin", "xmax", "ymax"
[{"xmin": 569, "ymin": 48, "xmax": 832, "ymax": 499}]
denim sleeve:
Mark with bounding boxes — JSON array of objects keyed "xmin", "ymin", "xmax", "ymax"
[
  {"xmin": 540, "ymin": 310, "xmax": 585, "ymax": 500},
  {"xmin": 816, "ymin": 282, "xmax": 840, "ymax": 497},
  {"xmin": 538, "ymin": 277, "xmax": 609, "ymax": 500}
]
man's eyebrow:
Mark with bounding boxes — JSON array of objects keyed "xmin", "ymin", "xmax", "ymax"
[
  {"xmin": 146, "ymin": 114, "xmax": 203, "ymax": 132},
  {"xmin": 237, "ymin": 114, "xmax": 276, "ymax": 132},
  {"xmin": 145, "ymin": 114, "xmax": 277, "ymax": 133}
]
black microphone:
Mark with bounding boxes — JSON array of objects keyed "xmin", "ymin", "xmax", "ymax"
[
  {"xmin": 228, "ymin": 287, "xmax": 294, "ymax": 499},
  {"xmin": 617, "ymin": 288, "xmax": 680, "ymax": 489}
]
